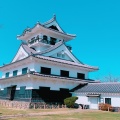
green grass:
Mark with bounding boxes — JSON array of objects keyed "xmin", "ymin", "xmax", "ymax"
[
  {"xmin": 9, "ymin": 112, "xmax": 120, "ymax": 120},
  {"xmin": 0, "ymin": 105, "xmax": 120, "ymax": 120}
]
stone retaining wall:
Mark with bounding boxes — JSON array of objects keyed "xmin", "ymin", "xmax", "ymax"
[
  {"xmin": 0, "ymin": 100, "xmax": 66, "ymax": 109},
  {"xmin": 0, "ymin": 100, "xmax": 30, "ymax": 109}
]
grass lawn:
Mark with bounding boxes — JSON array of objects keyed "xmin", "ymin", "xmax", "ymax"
[{"xmin": 0, "ymin": 105, "xmax": 120, "ymax": 120}]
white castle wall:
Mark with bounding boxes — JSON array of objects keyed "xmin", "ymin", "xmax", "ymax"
[
  {"xmin": 2, "ymin": 63, "xmax": 34, "ymax": 78},
  {"xmin": 2, "ymin": 61, "xmax": 89, "ymax": 79}
]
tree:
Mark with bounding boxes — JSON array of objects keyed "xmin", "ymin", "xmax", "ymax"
[{"xmin": 102, "ymin": 74, "xmax": 120, "ymax": 82}]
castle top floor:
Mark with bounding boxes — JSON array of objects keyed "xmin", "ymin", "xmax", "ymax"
[{"xmin": 17, "ymin": 15, "xmax": 76, "ymax": 48}]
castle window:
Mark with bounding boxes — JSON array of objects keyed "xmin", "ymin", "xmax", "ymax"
[
  {"xmin": 3, "ymin": 88, "xmax": 7, "ymax": 95},
  {"xmin": 77, "ymin": 73, "xmax": 85, "ymax": 79},
  {"xmin": 57, "ymin": 53, "xmax": 61, "ymax": 57},
  {"xmin": 41, "ymin": 67, "xmax": 51, "ymax": 75},
  {"xmin": 13, "ymin": 70, "xmax": 18, "ymax": 76},
  {"xmin": 60, "ymin": 70, "xmax": 69, "ymax": 77},
  {"xmin": 5, "ymin": 72, "xmax": 9, "ymax": 78},
  {"xmin": 50, "ymin": 37, "xmax": 56, "ymax": 45},
  {"xmin": 43, "ymin": 35, "xmax": 47, "ymax": 40},
  {"xmin": 22, "ymin": 67, "xmax": 28, "ymax": 75},
  {"xmin": 49, "ymin": 25, "xmax": 59, "ymax": 31},
  {"xmin": 19, "ymin": 86, "xmax": 26, "ymax": 94}
]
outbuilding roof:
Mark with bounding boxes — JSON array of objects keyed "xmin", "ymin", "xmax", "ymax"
[{"xmin": 74, "ymin": 82, "xmax": 120, "ymax": 93}]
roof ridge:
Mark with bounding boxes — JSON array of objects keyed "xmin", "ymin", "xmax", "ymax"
[{"xmin": 43, "ymin": 15, "xmax": 56, "ymax": 25}]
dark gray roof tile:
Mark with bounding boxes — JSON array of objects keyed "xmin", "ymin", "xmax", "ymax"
[
  {"xmin": 75, "ymin": 82, "xmax": 120, "ymax": 93},
  {"xmin": 22, "ymin": 44, "xmax": 37, "ymax": 54}
]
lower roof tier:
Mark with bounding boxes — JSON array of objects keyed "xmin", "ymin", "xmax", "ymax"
[
  {"xmin": 0, "ymin": 55, "xmax": 98, "ymax": 72},
  {"xmin": 0, "ymin": 73, "xmax": 99, "ymax": 90}
]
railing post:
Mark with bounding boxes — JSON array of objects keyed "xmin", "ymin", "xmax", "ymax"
[
  {"xmin": 58, "ymin": 104, "xmax": 59, "ymax": 109},
  {"xmin": 34, "ymin": 103, "xmax": 35, "ymax": 109}
]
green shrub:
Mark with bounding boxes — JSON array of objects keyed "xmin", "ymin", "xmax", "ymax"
[{"xmin": 64, "ymin": 96, "xmax": 78, "ymax": 108}]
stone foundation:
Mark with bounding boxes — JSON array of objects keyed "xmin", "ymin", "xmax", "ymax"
[
  {"xmin": 0, "ymin": 100, "xmax": 30, "ymax": 109},
  {"xmin": 0, "ymin": 100, "xmax": 66, "ymax": 109}
]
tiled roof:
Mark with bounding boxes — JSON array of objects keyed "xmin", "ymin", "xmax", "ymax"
[
  {"xmin": 35, "ymin": 40, "xmax": 64, "ymax": 55},
  {"xmin": 22, "ymin": 44, "xmax": 37, "ymax": 54},
  {"xmin": 31, "ymin": 72, "xmax": 97, "ymax": 83},
  {"xmin": 33, "ymin": 55, "xmax": 98, "ymax": 70},
  {"xmin": 17, "ymin": 22, "xmax": 75, "ymax": 39},
  {"xmin": 74, "ymin": 82, "xmax": 120, "ymax": 93}
]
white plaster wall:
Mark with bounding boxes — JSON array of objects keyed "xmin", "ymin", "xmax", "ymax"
[
  {"xmin": 73, "ymin": 93, "xmax": 89, "ymax": 105},
  {"xmin": 34, "ymin": 62, "xmax": 88, "ymax": 79},
  {"xmin": 2, "ymin": 60, "xmax": 89, "ymax": 79},
  {"xmin": 101, "ymin": 94, "xmax": 120, "ymax": 107},
  {"xmin": 2, "ymin": 63, "xmax": 35, "ymax": 78},
  {"xmin": 73, "ymin": 93, "xmax": 120, "ymax": 109}
]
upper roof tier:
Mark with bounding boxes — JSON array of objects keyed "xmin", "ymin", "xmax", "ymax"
[{"xmin": 17, "ymin": 15, "xmax": 76, "ymax": 42}]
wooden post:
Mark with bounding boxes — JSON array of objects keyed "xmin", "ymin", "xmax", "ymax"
[
  {"xmin": 34, "ymin": 103, "xmax": 35, "ymax": 109},
  {"xmin": 65, "ymin": 104, "xmax": 66, "ymax": 108},
  {"xmin": 108, "ymin": 107, "xmax": 109, "ymax": 111},
  {"xmin": 58, "ymin": 104, "xmax": 59, "ymax": 109}
]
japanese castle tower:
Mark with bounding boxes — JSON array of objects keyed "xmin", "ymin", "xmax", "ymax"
[{"xmin": 0, "ymin": 16, "xmax": 98, "ymax": 104}]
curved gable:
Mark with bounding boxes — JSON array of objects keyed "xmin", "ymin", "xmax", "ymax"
[
  {"xmin": 12, "ymin": 45, "xmax": 29, "ymax": 63},
  {"xmin": 42, "ymin": 44, "xmax": 82, "ymax": 64}
]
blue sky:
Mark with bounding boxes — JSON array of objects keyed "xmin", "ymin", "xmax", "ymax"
[{"xmin": 0, "ymin": 0, "xmax": 120, "ymax": 80}]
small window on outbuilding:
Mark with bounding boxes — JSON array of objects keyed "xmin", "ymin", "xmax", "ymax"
[
  {"xmin": 105, "ymin": 98, "xmax": 111, "ymax": 105},
  {"xmin": 19, "ymin": 86, "xmax": 26, "ymax": 94},
  {"xmin": 13, "ymin": 70, "xmax": 18, "ymax": 76},
  {"xmin": 22, "ymin": 68, "xmax": 28, "ymax": 75},
  {"xmin": 5, "ymin": 72, "xmax": 9, "ymax": 78}
]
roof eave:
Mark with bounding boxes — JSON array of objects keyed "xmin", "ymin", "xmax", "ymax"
[{"xmin": 17, "ymin": 24, "xmax": 76, "ymax": 41}]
